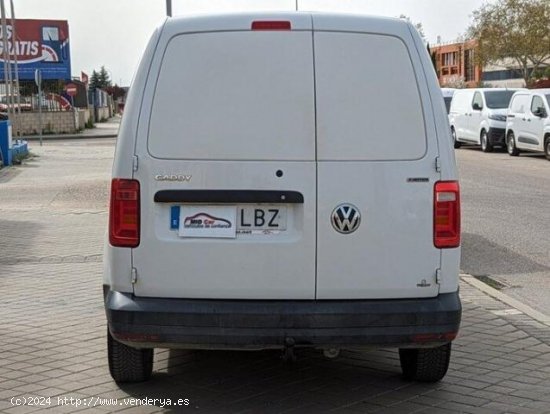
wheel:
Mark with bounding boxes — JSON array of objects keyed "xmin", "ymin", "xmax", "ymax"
[
  {"xmin": 545, "ymin": 136, "xmax": 550, "ymax": 161},
  {"xmin": 480, "ymin": 130, "xmax": 493, "ymax": 153},
  {"xmin": 399, "ymin": 343, "xmax": 451, "ymax": 382},
  {"xmin": 108, "ymin": 328, "xmax": 153, "ymax": 383},
  {"xmin": 451, "ymin": 127, "xmax": 461, "ymax": 149},
  {"xmin": 507, "ymin": 132, "xmax": 519, "ymax": 156}
]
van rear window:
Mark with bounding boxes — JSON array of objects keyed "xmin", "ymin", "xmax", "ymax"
[
  {"xmin": 148, "ymin": 31, "xmax": 315, "ymax": 161},
  {"xmin": 314, "ymin": 32, "xmax": 426, "ymax": 161}
]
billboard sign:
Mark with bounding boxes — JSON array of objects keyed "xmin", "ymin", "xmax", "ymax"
[{"xmin": 0, "ymin": 19, "xmax": 71, "ymax": 81}]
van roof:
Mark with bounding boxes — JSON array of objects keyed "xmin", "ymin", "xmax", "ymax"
[
  {"xmin": 528, "ymin": 88, "xmax": 550, "ymax": 94},
  {"xmin": 162, "ymin": 11, "xmax": 410, "ymax": 34},
  {"xmin": 454, "ymin": 88, "xmax": 524, "ymax": 95},
  {"xmin": 441, "ymin": 88, "xmax": 456, "ymax": 97},
  {"xmin": 473, "ymin": 88, "xmax": 524, "ymax": 92}
]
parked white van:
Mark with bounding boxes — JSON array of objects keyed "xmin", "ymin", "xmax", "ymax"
[
  {"xmin": 449, "ymin": 88, "xmax": 522, "ymax": 151},
  {"xmin": 505, "ymin": 89, "xmax": 550, "ymax": 160},
  {"xmin": 441, "ymin": 88, "xmax": 456, "ymax": 114},
  {"xmin": 104, "ymin": 12, "xmax": 461, "ymax": 384}
]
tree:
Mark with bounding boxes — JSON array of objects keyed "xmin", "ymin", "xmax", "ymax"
[
  {"xmin": 441, "ymin": 76, "xmax": 467, "ymax": 89},
  {"xmin": 98, "ymin": 66, "xmax": 112, "ymax": 89},
  {"xmin": 427, "ymin": 42, "xmax": 438, "ymax": 73},
  {"xmin": 399, "ymin": 15, "xmax": 425, "ymax": 40},
  {"xmin": 468, "ymin": 0, "xmax": 550, "ymax": 85},
  {"xmin": 106, "ymin": 84, "xmax": 126, "ymax": 100},
  {"xmin": 89, "ymin": 66, "xmax": 112, "ymax": 91},
  {"xmin": 89, "ymin": 70, "xmax": 100, "ymax": 91}
]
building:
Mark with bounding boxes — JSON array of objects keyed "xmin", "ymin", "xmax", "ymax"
[
  {"xmin": 431, "ymin": 39, "xmax": 550, "ymax": 88},
  {"xmin": 429, "ymin": 40, "xmax": 482, "ymax": 88},
  {"xmin": 482, "ymin": 57, "xmax": 550, "ymax": 88}
]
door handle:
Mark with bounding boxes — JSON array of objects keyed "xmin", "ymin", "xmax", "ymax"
[{"xmin": 154, "ymin": 190, "xmax": 304, "ymax": 204}]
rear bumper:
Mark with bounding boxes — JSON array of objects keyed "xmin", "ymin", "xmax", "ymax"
[{"xmin": 105, "ymin": 288, "xmax": 461, "ymax": 350}]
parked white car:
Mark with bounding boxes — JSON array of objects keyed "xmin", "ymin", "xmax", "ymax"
[
  {"xmin": 104, "ymin": 12, "xmax": 462, "ymax": 384},
  {"xmin": 449, "ymin": 88, "xmax": 522, "ymax": 152},
  {"xmin": 505, "ymin": 89, "xmax": 550, "ymax": 160}
]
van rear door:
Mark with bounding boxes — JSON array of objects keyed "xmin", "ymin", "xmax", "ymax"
[
  {"xmin": 133, "ymin": 17, "xmax": 316, "ymax": 299},
  {"xmin": 312, "ymin": 17, "xmax": 441, "ymax": 299}
]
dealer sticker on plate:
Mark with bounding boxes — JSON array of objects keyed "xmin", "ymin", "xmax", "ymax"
[{"xmin": 179, "ymin": 206, "xmax": 236, "ymax": 238}]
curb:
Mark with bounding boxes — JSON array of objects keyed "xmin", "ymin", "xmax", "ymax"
[
  {"xmin": 22, "ymin": 134, "xmax": 117, "ymax": 141},
  {"xmin": 461, "ymin": 273, "xmax": 550, "ymax": 326}
]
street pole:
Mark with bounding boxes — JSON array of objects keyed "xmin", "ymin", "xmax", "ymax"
[
  {"xmin": 0, "ymin": 0, "xmax": 13, "ymax": 122},
  {"xmin": 38, "ymin": 81, "xmax": 42, "ymax": 146},
  {"xmin": 35, "ymin": 69, "xmax": 42, "ymax": 146},
  {"xmin": 9, "ymin": 0, "xmax": 21, "ymax": 137},
  {"xmin": 166, "ymin": 0, "xmax": 172, "ymax": 17},
  {"xmin": 71, "ymin": 95, "xmax": 76, "ymax": 132}
]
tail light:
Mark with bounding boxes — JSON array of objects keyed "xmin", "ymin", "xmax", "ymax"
[
  {"xmin": 251, "ymin": 21, "xmax": 291, "ymax": 30},
  {"xmin": 109, "ymin": 179, "xmax": 140, "ymax": 247},
  {"xmin": 434, "ymin": 181, "xmax": 460, "ymax": 248}
]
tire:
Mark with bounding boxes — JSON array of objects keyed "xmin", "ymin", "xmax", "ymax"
[
  {"xmin": 399, "ymin": 343, "xmax": 452, "ymax": 382},
  {"xmin": 545, "ymin": 136, "xmax": 550, "ymax": 161},
  {"xmin": 108, "ymin": 328, "xmax": 153, "ymax": 383},
  {"xmin": 451, "ymin": 127, "xmax": 461, "ymax": 149},
  {"xmin": 507, "ymin": 132, "xmax": 519, "ymax": 156},
  {"xmin": 480, "ymin": 130, "xmax": 493, "ymax": 153}
]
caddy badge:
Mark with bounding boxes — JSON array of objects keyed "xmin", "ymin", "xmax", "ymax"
[{"xmin": 154, "ymin": 174, "xmax": 192, "ymax": 182}]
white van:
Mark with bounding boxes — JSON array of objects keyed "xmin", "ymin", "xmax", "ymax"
[
  {"xmin": 505, "ymin": 89, "xmax": 550, "ymax": 160},
  {"xmin": 104, "ymin": 12, "xmax": 461, "ymax": 384},
  {"xmin": 449, "ymin": 88, "xmax": 521, "ymax": 151},
  {"xmin": 441, "ymin": 88, "xmax": 456, "ymax": 114}
]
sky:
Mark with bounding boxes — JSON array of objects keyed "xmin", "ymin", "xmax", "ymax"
[{"xmin": 14, "ymin": 0, "xmax": 489, "ymax": 86}]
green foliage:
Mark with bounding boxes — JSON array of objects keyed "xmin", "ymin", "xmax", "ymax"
[
  {"xmin": 89, "ymin": 66, "xmax": 112, "ymax": 91},
  {"xmin": 399, "ymin": 15, "xmax": 425, "ymax": 40},
  {"xmin": 468, "ymin": 0, "xmax": 550, "ymax": 83},
  {"xmin": 427, "ymin": 42, "xmax": 438, "ymax": 73},
  {"xmin": 98, "ymin": 66, "xmax": 112, "ymax": 89},
  {"xmin": 12, "ymin": 151, "xmax": 38, "ymax": 165},
  {"xmin": 90, "ymin": 70, "xmax": 100, "ymax": 90},
  {"xmin": 85, "ymin": 117, "xmax": 95, "ymax": 129}
]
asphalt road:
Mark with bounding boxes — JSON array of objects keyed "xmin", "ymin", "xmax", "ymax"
[{"xmin": 457, "ymin": 146, "xmax": 550, "ymax": 316}]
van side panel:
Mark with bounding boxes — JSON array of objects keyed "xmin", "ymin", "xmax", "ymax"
[
  {"xmin": 104, "ymin": 26, "xmax": 163, "ymax": 293},
  {"xmin": 407, "ymin": 23, "xmax": 460, "ymax": 294}
]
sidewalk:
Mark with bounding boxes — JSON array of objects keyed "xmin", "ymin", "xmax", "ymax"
[
  {"xmin": 1, "ymin": 140, "xmax": 550, "ymax": 413},
  {"xmin": 21, "ymin": 116, "xmax": 120, "ymax": 141}
]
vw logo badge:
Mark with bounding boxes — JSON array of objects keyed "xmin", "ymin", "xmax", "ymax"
[{"xmin": 331, "ymin": 204, "xmax": 361, "ymax": 234}]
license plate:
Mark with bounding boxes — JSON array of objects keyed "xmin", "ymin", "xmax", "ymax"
[
  {"xmin": 177, "ymin": 205, "xmax": 287, "ymax": 238},
  {"xmin": 237, "ymin": 205, "xmax": 287, "ymax": 231}
]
